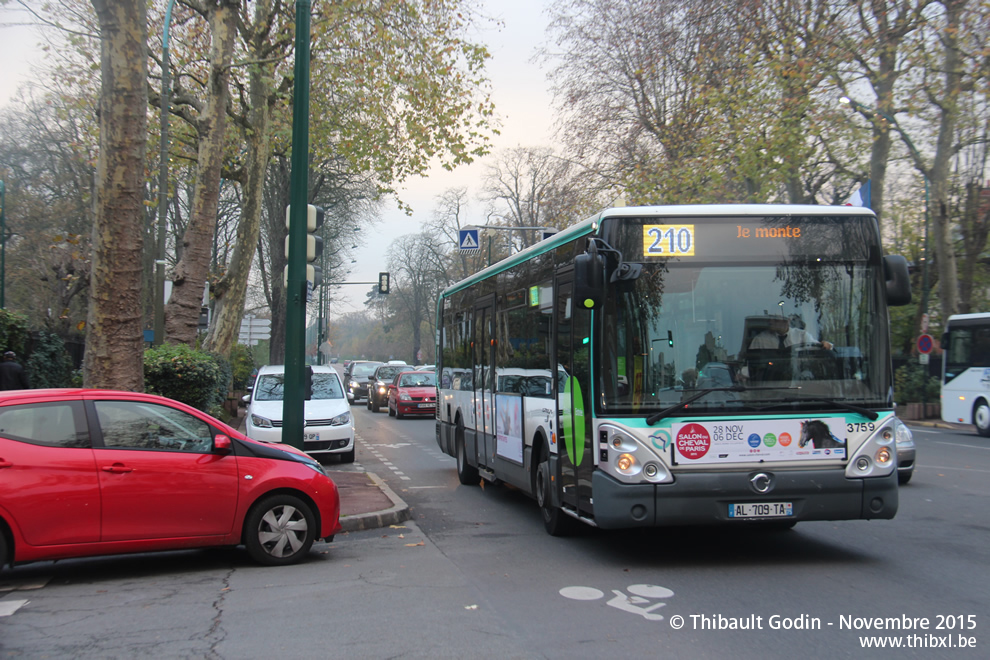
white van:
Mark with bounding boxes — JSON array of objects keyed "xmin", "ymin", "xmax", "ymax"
[{"xmin": 242, "ymin": 365, "xmax": 355, "ymax": 462}]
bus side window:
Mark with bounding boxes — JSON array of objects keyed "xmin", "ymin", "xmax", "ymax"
[{"xmin": 973, "ymin": 329, "xmax": 990, "ymax": 367}]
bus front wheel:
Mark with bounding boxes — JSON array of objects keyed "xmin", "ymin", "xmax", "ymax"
[
  {"xmin": 974, "ymin": 400, "xmax": 990, "ymax": 437},
  {"xmin": 536, "ymin": 444, "xmax": 573, "ymax": 536},
  {"xmin": 456, "ymin": 421, "xmax": 479, "ymax": 485}
]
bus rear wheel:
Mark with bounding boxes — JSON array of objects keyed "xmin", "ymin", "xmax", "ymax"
[
  {"xmin": 535, "ymin": 444, "xmax": 573, "ymax": 536},
  {"xmin": 974, "ymin": 400, "xmax": 990, "ymax": 437}
]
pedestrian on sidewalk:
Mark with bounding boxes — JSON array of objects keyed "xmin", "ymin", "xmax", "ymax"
[{"xmin": 0, "ymin": 351, "xmax": 29, "ymax": 390}]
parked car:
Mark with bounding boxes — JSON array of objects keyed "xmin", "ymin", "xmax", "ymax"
[
  {"xmin": 243, "ymin": 365, "xmax": 355, "ymax": 462},
  {"xmin": 0, "ymin": 389, "xmax": 341, "ymax": 569},
  {"xmin": 343, "ymin": 360, "xmax": 384, "ymax": 404},
  {"xmin": 387, "ymin": 370, "xmax": 438, "ymax": 418},
  {"xmin": 367, "ymin": 363, "xmax": 409, "ymax": 412},
  {"xmin": 895, "ymin": 417, "xmax": 916, "ymax": 484}
]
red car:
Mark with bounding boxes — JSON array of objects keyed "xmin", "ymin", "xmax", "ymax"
[
  {"xmin": 387, "ymin": 371, "xmax": 437, "ymax": 418},
  {"xmin": 0, "ymin": 389, "xmax": 341, "ymax": 569}
]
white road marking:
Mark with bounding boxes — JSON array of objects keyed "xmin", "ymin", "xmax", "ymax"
[
  {"xmin": 934, "ymin": 440, "xmax": 990, "ymax": 452},
  {"xmin": 560, "ymin": 584, "xmax": 675, "ymax": 621},
  {"xmin": 560, "ymin": 586, "xmax": 604, "ymax": 600},
  {"xmin": 918, "ymin": 464, "xmax": 990, "ymax": 474}
]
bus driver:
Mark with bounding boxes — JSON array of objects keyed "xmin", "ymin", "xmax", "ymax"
[{"xmin": 750, "ymin": 316, "xmax": 833, "ymax": 351}]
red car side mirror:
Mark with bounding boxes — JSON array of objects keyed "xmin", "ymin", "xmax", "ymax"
[{"xmin": 214, "ymin": 434, "xmax": 233, "ymax": 454}]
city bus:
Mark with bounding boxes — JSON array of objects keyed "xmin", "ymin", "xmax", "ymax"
[
  {"xmin": 435, "ymin": 205, "xmax": 913, "ymax": 534},
  {"xmin": 940, "ymin": 312, "xmax": 990, "ymax": 436}
]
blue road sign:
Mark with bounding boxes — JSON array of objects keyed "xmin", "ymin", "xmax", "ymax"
[
  {"xmin": 917, "ymin": 333, "xmax": 934, "ymax": 354},
  {"xmin": 459, "ymin": 228, "xmax": 480, "ymax": 251}
]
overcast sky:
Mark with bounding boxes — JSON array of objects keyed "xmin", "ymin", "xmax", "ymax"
[{"xmin": 0, "ymin": 0, "xmax": 558, "ymax": 318}]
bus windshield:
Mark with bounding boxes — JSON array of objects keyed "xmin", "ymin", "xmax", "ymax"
[{"xmin": 598, "ymin": 214, "xmax": 891, "ymax": 415}]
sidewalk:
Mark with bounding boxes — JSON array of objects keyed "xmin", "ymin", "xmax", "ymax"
[
  {"xmin": 903, "ymin": 418, "xmax": 976, "ymax": 432},
  {"xmin": 231, "ymin": 407, "xmax": 410, "ymax": 533}
]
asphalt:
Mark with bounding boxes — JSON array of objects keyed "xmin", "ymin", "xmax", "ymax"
[
  {"xmin": 232, "ymin": 407, "xmax": 410, "ymax": 534},
  {"xmin": 227, "ymin": 405, "xmax": 971, "ymax": 535}
]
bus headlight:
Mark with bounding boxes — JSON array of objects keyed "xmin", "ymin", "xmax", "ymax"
[
  {"xmin": 846, "ymin": 418, "xmax": 897, "ymax": 479},
  {"xmin": 597, "ymin": 424, "xmax": 673, "ymax": 484}
]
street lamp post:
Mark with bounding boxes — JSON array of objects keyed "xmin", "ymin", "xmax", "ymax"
[
  {"xmin": 839, "ymin": 96, "xmax": 930, "ymax": 320},
  {"xmin": 154, "ymin": 0, "xmax": 178, "ymax": 346}
]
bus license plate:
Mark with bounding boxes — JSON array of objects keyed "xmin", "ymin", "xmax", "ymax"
[{"xmin": 728, "ymin": 502, "xmax": 793, "ymax": 519}]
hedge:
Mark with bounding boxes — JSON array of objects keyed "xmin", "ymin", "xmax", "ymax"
[{"xmin": 144, "ymin": 343, "xmax": 229, "ymax": 418}]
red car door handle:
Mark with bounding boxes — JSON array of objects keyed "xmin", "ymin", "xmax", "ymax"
[
  {"xmin": 101, "ymin": 464, "xmax": 133, "ymax": 473},
  {"xmin": 0, "ymin": 460, "xmax": 12, "ymax": 469}
]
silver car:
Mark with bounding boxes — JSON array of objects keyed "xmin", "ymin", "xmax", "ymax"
[{"xmin": 894, "ymin": 418, "xmax": 916, "ymax": 484}]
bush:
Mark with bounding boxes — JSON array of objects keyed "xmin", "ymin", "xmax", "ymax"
[
  {"xmin": 894, "ymin": 363, "xmax": 940, "ymax": 405},
  {"xmin": 0, "ymin": 309, "xmax": 29, "ymax": 355},
  {"xmin": 144, "ymin": 343, "xmax": 228, "ymax": 417},
  {"xmin": 25, "ymin": 331, "xmax": 74, "ymax": 388},
  {"xmin": 229, "ymin": 342, "xmax": 255, "ymax": 390}
]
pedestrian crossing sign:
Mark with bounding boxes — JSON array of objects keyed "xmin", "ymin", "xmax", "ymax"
[{"xmin": 459, "ymin": 228, "xmax": 480, "ymax": 251}]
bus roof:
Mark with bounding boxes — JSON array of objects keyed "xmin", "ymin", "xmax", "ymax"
[
  {"xmin": 440, "ymin": 204, "xmax": 878, "ymax": 298},
  {"xmin": 599, "ymin": 203, "xmax": 877, "ymax": 218},
  {"xmin": 946, "ymin": 313, "xmax": 990, "ymax": 322}
]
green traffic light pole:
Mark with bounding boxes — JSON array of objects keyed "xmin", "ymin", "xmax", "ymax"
[
  {"xmin": 154, "ymin": 0, "xmax": 178, "ymax": 346},
  {"xmin": 283, "ymin": 0, "xmax": 314, "ymax": 451},
  {"xmin": 0, "ymin": 179, "xmax": 6, "ymax": 309}
]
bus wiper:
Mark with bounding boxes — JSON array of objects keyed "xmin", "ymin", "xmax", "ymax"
[
  {"xmin": 646, "ymin": 386, "xmax": 744, "ymax": 426},
  {"xmin": 756, "ymin": 396, "xmax": 879, "ymax": 421}
]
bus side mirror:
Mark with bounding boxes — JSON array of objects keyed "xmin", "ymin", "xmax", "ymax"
[
  {"xmin": 883, "ymin": 255, "xmax": 911, "ymax": 306},
  {"xmin": 941, "ymin": 333, "xmax": 949, "ymax": 351},
  {"xmin": 574, "ymin": 242, "xmax": 606, "ymax": 310}
]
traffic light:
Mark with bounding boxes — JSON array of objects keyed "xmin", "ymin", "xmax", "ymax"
[
  {"xmin": 378, "ymin": 272, "xmax": 390, "ymax": 294},
  {"xmin": 304, "ymin": 364, "xmax": 314, "ymax": 400},
  {"xmin": 283, "ymin": 204, "xmax": 325, "ymax": 288}
]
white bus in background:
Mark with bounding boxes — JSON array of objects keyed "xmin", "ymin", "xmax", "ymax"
[{"xmin": 941, "ymin": 313, "xmax": 990, "ymax": 436}]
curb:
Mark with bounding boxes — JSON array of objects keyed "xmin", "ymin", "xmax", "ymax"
[
  {"xmin": 903, "ymin": 419, "xmax": 975, "ymax": 432},
  {"xmin": 338, "ymin": 471, "xmax": 411, "ymax": 533}
]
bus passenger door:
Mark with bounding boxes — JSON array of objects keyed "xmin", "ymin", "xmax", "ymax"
[
  {"xmin": 473, "ymin": 297, "xmax": 496, "ymax": 467},
  {"xmin": 554, "ymin": 270, "xmax": 594, "ymax": 517}
]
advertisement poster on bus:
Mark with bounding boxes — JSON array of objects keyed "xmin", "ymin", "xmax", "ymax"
[
  {"xmin": 670, "ymin": 418, "xmax": 846, "ymax": 464},
  {"xmin": 495, "ymin": 394, "xmax": 524, "ymax": 464}
]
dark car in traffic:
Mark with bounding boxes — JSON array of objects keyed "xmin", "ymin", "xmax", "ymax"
[
  {"xmin": 367, "ymin": 363, "xmax": 409, "ymax": 412},
  {"xmin": 343, "ymin": 360, "xmax": 384, "ymax": 404}
]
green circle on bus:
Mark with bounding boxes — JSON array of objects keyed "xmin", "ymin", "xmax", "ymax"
[
  {"xmin": 583, "ymin": 298, "xmax": 595, "ymax": 309},
  {"xmin": 763, "ymin": 433, "xmax": 777, "ymax": 448}
]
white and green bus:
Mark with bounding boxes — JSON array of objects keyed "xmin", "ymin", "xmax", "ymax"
[
  {"xmin": 436, "ymin": 205, "xmax": 912, "ymax": 534},
  {"xmin": 941, "ymin": 313, "xmax": 990, "ymax": 436}
]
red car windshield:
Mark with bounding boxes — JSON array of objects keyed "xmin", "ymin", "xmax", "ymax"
[{"xmin": 399, "ymin": 373, "xmax": 436, "ymax": 387}]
